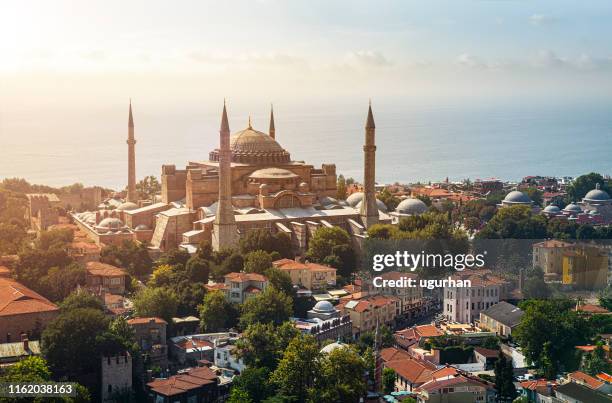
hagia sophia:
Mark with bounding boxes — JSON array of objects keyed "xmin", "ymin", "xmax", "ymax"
[
  {"xmin": 67, "ymin": 101, "xmax": 612, "ymax": 255},
  {"xmin": 71, "ymin": 101, "xmax": 394, "ymax": 254}
]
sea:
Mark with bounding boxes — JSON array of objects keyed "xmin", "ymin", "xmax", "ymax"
[{"xmin": 1, "ymin": 98, "xmax": 611, "ymax": 190}]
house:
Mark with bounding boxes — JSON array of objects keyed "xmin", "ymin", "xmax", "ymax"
[
  {"xmin": 273, "ymin": 258, "xmax": 336, "ymax": 291},
  {"xmin": 479, "ymin": 301, "xmax": 524, "ymax": 337},
  {"xmin": 383, "ymin": 356, "xmax": 437, "ymax": 392},
  {"xmin": 473, "ymin": 347, "xmax": 500, "ymax": 370},
  {"xmin": 416, "ymin": 373, "xmax": 495, "ymax": 402},
  {"xmin": 443, "ymin": 270, "xmax": 509, "ymax": 323},
  {"xmin": 170, "ymin": 335, "xmax": 214, "ymax": 365},
  {"xmin": 214, "ymin": 272, "xmax": 268, "ymax": 304},
  {"xmin": 101, "ymin": 352, "xmax": 132, "ymax": 402},
  {"xmin": 394, "ymin": 324, "xmax": 444, "ymax": 351},
  {"xmin": 567, "ymin": 371, "xmax": 609, "ymax": 393},
  {"xmin": 518, "ymin": 379, "xmax": 557, "ymax": 403},
  {"xmin": 86, "ymin": 261, "xmax": 128, "ymax": 295},
  {"xmin": 336, "ymin": 295, "xmax": 399, "ymax": 338},
  {"xmin": 0, "ymin": 277, "xmax": 60, "ymax": 343},
  {"xmin": 363, "ymin": 271, "xmax": 429, "ymax": 321},
  {"xmin": 127, "ymin": 317, "xmax": 168, "ymax": 369},
  {"xmin": 213, "ymin": 337, "xmax": 245, "ymax": 373},
  {"xmin": 0, "ymin": 336, "xmax": 40, "ymax": 366},
  {"xmin": 554, "ymin": 381, "xmax": 611, "ymax": 403},
  {"xmin": 146, "ymin": 366, "xmax": 219, "ymax": 403}
]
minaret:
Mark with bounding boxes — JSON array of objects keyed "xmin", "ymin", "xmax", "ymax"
[
  {"xmin": 212, "ymin": 101, "xmax": 238, "ymax": 251},
  {"xmin": 126, "ymin": 100, "xmax": 137, "ymax": 203},
  {"xmin": 360, "ymin": 102, "xmax": 379, "ymax": 228},
  {"xmin": 269, "ymin": 104, "xmax": 275, "ymax": 139}
]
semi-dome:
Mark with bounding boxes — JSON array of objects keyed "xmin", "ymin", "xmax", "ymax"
[
  {"xmin": 543, "ymin": 205, "xmax": 561, "ymax": 214},
  {"xmin": 134, "ymin": 224, "xmax": 149, "ymax": 231},
  {"xmin": 563, "ymin": 203, "xmax": 582, "ymax": 213},
  {"xmin": 346, "ymin": 192, "xmax": 364, "ymax": 207},
  {"xmin": 312, "ymin": 300, "xmax": 335, "ymax": 313},
  {"xmin": 584, "ymin": 184, "xmax": 610, "ymax": 202},
  {"xmin": 356, "ymin": 199, "xmax": 388, "ymax": 213},
  {"xmin": 249, "ymin": 167, "xmax": 298, "ymax": 180},
  {"xmin": 395, "ymin": 198, "xmax": 428, "ymax": 215},
  {"xmin": 117, "ymin": 201, "xmax": 138, "ymax": 211},
  {"xmin": 209, "ymin": 123, "xmax": 291, "ymax": 164},
  {"xmin": 503, "ymin": 191, "xmax": 532, "ymax": 204}
]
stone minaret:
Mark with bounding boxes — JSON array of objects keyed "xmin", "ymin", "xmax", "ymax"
[
  {"xmin": 127, "ymin": 101, "xmax": 137, "ymax": 203},
  {"xmin": 212, "ymin": 102, "xmax": 238, "ymax": 251},
  {"xmin": 360, "ymin": 102, "xmax": 379, "ymax": 228},
  {"xmin": 269, "ymin": 104, "xmax": 275, "ymax": 139}
]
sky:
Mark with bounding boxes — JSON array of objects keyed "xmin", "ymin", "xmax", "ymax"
[
  {"xmin": 2, "ymin": 0, "xmax": 612, "ymax": 107},
  {"xmin": 1, "ymin": 0, "xmax": 612, "ymax": 188}
]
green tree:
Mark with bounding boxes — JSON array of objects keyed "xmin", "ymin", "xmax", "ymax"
[
  {"xmin": 60, "ymin": 291, "xmax": 105, "ymax": 312},
  {"xmin": 132, "ymin": 287, "xmax": 178, "ymax": 323},
  {"xmin": 199, "ymin": 290, "xmax": 239, "ymax": 332},
  {"xmin": 567, "ymin": 173, "xmax": 610, "ymax": 202},
  {"xmin": 244, "ymin": 250, "xmax": 274, "ymax": 274},
  {"xmin": 227, "ymin": 388, "xmax": 253, "ymax": 403},
  {"xmin": 185, "ymin": 255, "xmax": 210, "ymax": 283},
  {"xmin": 581, "ymin": 342, "xmax": 611, "ymax": 376},
  {"xmin": 231, "ymin": 367, "xmax": 274, "ymax": 403},
  {"xmin": 236, "ymin": 322, "xmax": 299, "ymax": 371},
  {"xmin": 316, "ymin": 346, "xmax": 367, "ymax": 403},
  {"xmin": 270, "ymin": 334, "xmax": 321, "ymax": 402},
  {"xmin": 212, "ymin": 252, "xmax": 244, "ymax": 281},
  {"xmin": 378, "ymin": 188, "xmax": 400, "ymax": 211},
  {"xmin": 306, "ymin": 227, "xmax": 356, "ymax": 279},
  {"xmin": 382, "ymin": 367, "xmax": 396, "ymax": 394},
  {"xmin": 265, "ymin": 267, "xmax": 295, "ymax": 297},
  {"xmin": 514, "ymin": 299, "xmax": 589, "ymax": 376},
  {"xmin": 240, "ymin": 286, "xmax": 293, "ymax": 328},
  {"xmin": 136, "ymin": 175, "xmax": 161, "ymax": 200},
  {"xmin": 42, "ymin": 308, "xmax": 110, "ymax": 377},
  {"xmin": 100, "ymin": 240, "xmax": 153, "ymax": 277},
  {"xmin": 41, "ymin": 264, "xmax": 87, "ymax": 302},
  {"xmin": 240, "ymin": 229, "xmax": 293, "ymax": 258},
  {"xmin": 522, "ymin": 267, "xmax": 550, "ymax": 300},
  {"xmin": 494, "ymin": 352, "xmax": 517, "ymax": 402}
]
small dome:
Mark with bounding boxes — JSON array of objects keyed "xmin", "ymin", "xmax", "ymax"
[
  {"xmin": 320, "ymin": 341, "xmax": 348, "ymax": 354},
  {"xmin": 346, "ymin": 192, "xmax": 364, "ymax": 207},
  {"xmin": 134, "ymin": 224, "xmax": 149, "ymax": 231},
  {"xmin": 313, "ymin": 300, "xmax": 335, "ymax": 313},
  {"xmin": 543, "ymin": 205, "xmax": 561, "ymax": 214},
  {"xmin": 250, "ymin": 167, "xmax": 298, "ymax": 180},
  {"xmin": 97, "ymin": 217, "xmax": 124, "ymax": 230},
  {"xmin": 117, "ymin": 202, "xmax": 138, "ymax": 211},
  {"xmin": 584, "ymin": 184, "xmax": 610, "ymax": 202},
  {"xmin": 356, "ymin": 199, "xmax": 388, "ymax": 213},
  {"xmin": 395, "ymin": 198, "xmax": 428, "ymax": 215},
  {"xmin": 503, "ymin": 191, "xmax": 532, "ymax": 204},
  {"xmin": 563, "ymin": 203, "xmax": 582, "ymax": 213}
]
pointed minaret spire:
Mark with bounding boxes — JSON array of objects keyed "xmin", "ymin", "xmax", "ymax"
[
  {"xmin": 213, "ymin": 100, "xmax": 238, "ymax": 251},
  {"xmin": 126, "ymin": 99, "xmax": 137, "ymax": 203},
  {"xmin": 269, "ymin": 104, "xmax": 276, "ymax": 139},
  {"xmin": 360, "ymin": 101, "xmax": 379, "ymax": 228}
]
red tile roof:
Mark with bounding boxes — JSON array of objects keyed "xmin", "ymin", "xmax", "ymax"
[
  {"xmin": 147, "ymin": 366, "xmax": 217, "ymax": 397},
  {"xmin": 519, "ymin": 379, "xmax": 556, "ymax": 396},
  {"xmin": 474, "ymin": 347, "xmax": 500, "ymax": 359},
  {"xmin": 86, "ymin": 261, "xmax": 127, "ymax": 277},
  {"xmin": 569, "ymin": 371, "xmax": 605, "ymax": 390},
  {"xmin": 0, "ymin": 266, "xmax": 11, "ymax": 278},
  {"xmin": 418, "ymin": 374, "xmax": 492, "ymax": 393},
  {"xmin": 127, "ymin": 317, "xmax": 167, "ymax": 325},
  {"xmin": 173, "ymin": 338, "xmax": 213, "ymax": 351},
  {"xmin": 224, "ymin": 272, "xmax": 267, "ymax": 283},
  {"xmin": 576, "ymin": 304, "xmax": 610, "ymax": 314},
  {"xmin": 385, "ymin": 357, "xmax": 437, "ymax": 385},
  {"xmin": 0, "ymin": 277, "xmax": 59, "ymax": 317},
  {"xmin": 272, "ymin": 259, "xmax": 336, "ymax": 273},
  {"xmin": 380, "ymin": 347, "xmax": 412, "ymax": 363}
]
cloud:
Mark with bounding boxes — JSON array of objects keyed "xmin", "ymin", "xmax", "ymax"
[
  {"xmin": 344, "ymin": 50, "xmax": 392, "ymax": 68},
  {"xmin": 531, "ymin": 50, "xmax": 612, "ymax": 71},
  {"xmin": 455, "ymin": 53, "xmax": 484, "ymax": 68},
  {"xmin": 529, "ymin": 14, "xmax": 556, "ymax": 26},
  {"xmin": 187, "ymin": 51, "xmax": 307, "ymax": 68}
]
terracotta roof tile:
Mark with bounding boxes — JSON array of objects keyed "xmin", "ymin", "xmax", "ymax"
[
  {"xmin": 569, "ymin": 371, "xmax": 605, "ymax": 389},
  {"xmin": 127, "ymin": 317, "xmax": 167, "ymax": 325},
  {"xmin": 0, "ymin": 278, "xmax": 59, "ymax": 317},
  {"xmin": 224, "ymin": 272, "xmax": 267, "ymax": 282},
  {"xmin": 86, "ymin": 261, "xmax": 127, "ymax": 277}
]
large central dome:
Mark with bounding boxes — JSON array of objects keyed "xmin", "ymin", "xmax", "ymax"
[{"xmin": 209, "ymin": 124, "xmax": 291, "ymax": 165}]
